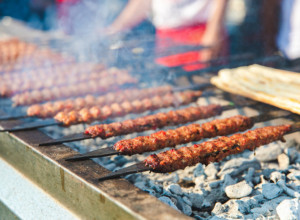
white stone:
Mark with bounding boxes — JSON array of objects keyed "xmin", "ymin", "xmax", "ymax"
[
  {"xmin": 225, "ymin": 181, "xmax": 253, "ymax": 199},
  {"xmin": 276, "ymin": 198, "xmax": 300, "ymax": 220},
  {"xmin": 204, "ymin": 163, "xmax": 218, "ymax": 177},
  {"xmin": 278, "ymin": 153, "xmax": 290, "ymax": 170},
  {"xmin": 254, "ymin": 143, "xmax": 282, "ymax": 162}
]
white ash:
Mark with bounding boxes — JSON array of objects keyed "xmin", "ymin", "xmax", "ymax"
[{"xmin": 37, "ymin": 99, "xmax": 300, "ymax": 219}]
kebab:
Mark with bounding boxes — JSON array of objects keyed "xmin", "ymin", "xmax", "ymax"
[
  {"xmin": 1, "ymin": 90, "xmax": 204, "ymax": 133},
  {"xmin": 11, "ymin": 72, "xmax": 137, "ymax": 106},
  {"xmin": 98, "ymin": 123, "xmax": 299, "ymax": 181},
  {"xmin": 0, "ymin": 54, "xmax": 75, "ymax": 73},
  {"xmin": 66, "ymin": 110, "xmax": 290, "ymax": 161},
  {"xmin": 0, "ymin": 67, "xmax": 123, "ymax": 97},
  {"xmin": 26, "ymin": 86, "xmax": 173, "ymax": 118},
  {"xmin": 53, "ymin": 90, "xmax": 203, "ymax": 125},
  {"xmin": 0, "ymin": 84, "xmax": 210, "ymax": 121},
  {"xmin": 0, "ymin": 39, "xmax": 37, "ymax": 63},
  {"xmin": 39, "ymin": 103, "xmax": 233, "ymax": 146},
  {"xmin": 0, "ymin": 62, "xmax": 104, "ymax": 83}
]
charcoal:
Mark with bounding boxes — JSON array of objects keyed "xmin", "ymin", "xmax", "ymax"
[
  {"xmin": 262, "ymin": 183, "xmax": 283, "ymax": 200},
  {"xmin": 167, "ymin": 184, "xmax": 183, "ymax": 195}
]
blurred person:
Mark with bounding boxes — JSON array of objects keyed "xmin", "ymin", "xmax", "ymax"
[
  {"xmin": 277, "ymin": 0, "xmax": 300, "ymax": 60},
  {"xmin": 106, "ymin": 0, "xmax": 229, "ymax": 71},
  {"xmin": 56, "ymin": 0, "xmax": 127, "ymax": 35}
]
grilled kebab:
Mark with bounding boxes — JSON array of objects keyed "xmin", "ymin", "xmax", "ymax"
[
  {"xmin": 27, "ymin": 86, "xmax": 172, "ymax": 118},
  {"xmin": 54, "ymin": 90, "xmax": 203, "ymax": 125},
  {"xmin": 12, "ymin": 72, "xmax": 137, "ymax": 105},
  {"xmin": 67, "ymin": 110, "xmax": 290, "ymax": 161},
  {"xmin": 98, "ymin": 124, "xmax": 295, "ymax": 181}
]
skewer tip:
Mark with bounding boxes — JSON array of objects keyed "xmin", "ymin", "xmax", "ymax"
[
  {"xmin": 65, "ymin": 147, "xmax": 119, "ymax": 161},
  {"xmin": 98, "ymin": 162, "xmax": 152, "ymax": 181},
  {"xmin": 39, "ymin": 133, "xmax": 92, "ymax": 146}
]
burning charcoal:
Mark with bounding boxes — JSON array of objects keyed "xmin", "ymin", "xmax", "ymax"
[
  {"xmin": 188, "ymin": 193, "xmax": 204, "ymax": 209},
  {"xmin": 244, "ymin": 167, "xmax": 255, "ymax": 184},
  {"xmin": 226, "ymin": 200, "xmax": 250, "ymax": 215},
  {"xmin": 148, "ymin": 180, "xmax": 163, "ymax": 193},
  {"xmin": 277, "ymin": 180, "xmax": 300, "ymax": 198},
  {"xmin": 239, "ymin": 197, "xmax": 258, "ymax": 209},
  {"xmin": 208, "ymin": 180, "xmax": 222, "ymax": 189},
  {"xmin": 252, "ymin": 194, "xmax": 265, "ymax": 204},
  {"xmin": 201, "ymin": 199, "xmax": 212, "ymax": 209},
  {"xmin": 194, "ymin": 175, "xmax": 206, "ymax": 188},
  {"xmin": 134, "ymin": 181, "xmax": 147, "ymax": 190},
  {"xmin": 250, "ymin": 206, "xmax": 270, "ymax": 216},
  {"xmin": 225, "ymin": 181, "xmax": 253, "ymax": 199},
  {"xmin": 193, "ymin": 164, "xmax": 205, "ymax": 177},
  {"xmin": 158, "ymin": 196, "xmax": 179, "ymax": 211},
  {"xmin": 221, "ymin": 174, "xmax": 237, "ymax": 192},
  {"xmin": 176, "ymin": 197, "xmax": 192, "ymax": 215},
  {"xmin": 262, "ymin": 183, "xmax": 283, "ymax": 200},
  {"xmin": 276, "ymin": 198, "xmax": 300, "ymax": 220},
  {"xmin": 284, "ymin": 147, "xmax": 299, "ymax": 163},
  {"xmin": 270, "ymin": 171, "xmax": 286, "ymax": 183},
  {"xmin": 167, "ymin": 184, "xmax": 183, "ymax": 195},
  {"xmin": 105, "ymin": 163, "xmax": 116, "ymax": 171},
  {"xmin": 182, "ymin": 196, "xmax": 192, "ymax": 207},
  {"xmin": 218, "ymin": 158, "xmax": 261, "ymax": 178},
  {"xmin": 261, "ymin": 168, "xmax": 277, "ymax": 179},
  {"xmin": 287, "ymin": 171, "xmax": 300, "ymax": 181}
]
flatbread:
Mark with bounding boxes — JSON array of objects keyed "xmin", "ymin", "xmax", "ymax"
[{"xmin": 211, "ymin": 64, "xmax": 300, "ymax": 115}]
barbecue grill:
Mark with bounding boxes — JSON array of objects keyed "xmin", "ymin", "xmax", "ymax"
[{"xmin": 1, "ymin": 18, "xmax": 300, "ymax": 219}]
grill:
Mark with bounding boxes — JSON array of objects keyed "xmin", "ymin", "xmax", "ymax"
[{"xmin": 1, "ymin": 18, "xmax": 300, "ymax": 219}]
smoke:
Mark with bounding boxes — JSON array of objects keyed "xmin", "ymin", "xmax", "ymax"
[{"xmin": 55, "ymin": 0, "xmax": 128, "ymax": 63}]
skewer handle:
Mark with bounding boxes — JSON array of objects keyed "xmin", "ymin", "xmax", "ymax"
[
  {"xmin": 250, "ymin": 110, "xmax": 291, "ymax": 123},
  {"xmin": 289, "ymin": 122, "xmax": 300, "ymax": 134},
  {"xmin": 98, "ymin": 162, "xmax": 151, "ymax": 181}
]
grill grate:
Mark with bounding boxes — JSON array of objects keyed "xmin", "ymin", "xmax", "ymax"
[{"xmin": 1, "ymin": 18, "xmax": 300, "ymax": 219}]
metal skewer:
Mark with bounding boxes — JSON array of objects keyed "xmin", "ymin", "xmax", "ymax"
[
  {"xmin": 0, "ymin": 113, "xmax": 31, "ymax": 121},
  {"xmin": 0, "ymin": 83, "xmax": 211, "ymax": 121},
  {"xmin": 0, "ymin": 119, "xmax": 62, "ymax": 132},
  {"xmin": 98, "ymin": 162, "xmax": 152, "ymax": 182},
  {"xmin": 65, "ymin": 110, "xmax": 291, "ymax": 161},
  {"xmin": 1, "ymin": 88, "xmax": 210, "ymax": 132},
  {"xmin": 98, "ymin": 121, "xmax": 300, "ymax": 181},
  {"xmin": 38, "ymin": 103, "xmax": 238, "ymax": 146}
]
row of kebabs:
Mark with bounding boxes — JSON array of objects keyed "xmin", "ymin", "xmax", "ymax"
[
  {"xmin": 19, "ymin": 85, "xmax": 292, "ymax": 178},
  {"xmin": 63, "ymin": 101, "xmax": 295, "ymax": 178},
  {"xmin": 0, "ymin": 38, "xmax": 74, "ymax": 69},
  {"xmin": 1, "ymin": 79, "xmax": 295, "ymax": 180},
  {"xmin": 0, "ymin": 39, "xmax": 139, "ymax": 106},
  {"xmin": 0, "ymin": 39, "xmax": 297, "ymax": 180},
  {"xmin": 1, "ymin": 80, "xmax": 297, "ymax": 180}
]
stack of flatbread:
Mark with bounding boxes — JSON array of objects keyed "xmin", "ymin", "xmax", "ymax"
[{"xmin": 211, "ymin": 64, "xmax": 300, "ymax": 114}]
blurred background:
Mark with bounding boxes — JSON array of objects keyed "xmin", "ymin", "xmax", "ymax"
[{"xmin": 0, "ymin": 0, "xmax": 280, "ymax": 57}]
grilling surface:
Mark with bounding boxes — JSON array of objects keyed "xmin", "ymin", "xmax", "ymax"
[{"xmin": 1, "ymin": 35, "xmax": 300, "ymax": 219}]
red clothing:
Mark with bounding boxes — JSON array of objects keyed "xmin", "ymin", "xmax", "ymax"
[
  {"xmin": 156, "ymin": 24, "xmax": 228, "ymax": 71},
  {"xmin": 156, "ymin": 24, "xmax": 207, "ymax": 71}
]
